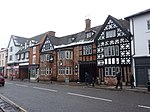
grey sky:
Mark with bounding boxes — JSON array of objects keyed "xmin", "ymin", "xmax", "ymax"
[{"xmin": 0, "ymin": 0, "xmax": 150, "ymax": 49}]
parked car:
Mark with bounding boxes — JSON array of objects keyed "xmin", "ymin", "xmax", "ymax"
[{"xmin": 0, "ymin": 75, "xmax": 5, "ymax": 86}]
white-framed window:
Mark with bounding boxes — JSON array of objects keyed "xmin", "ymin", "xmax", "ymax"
[
  {"xmin": 10, "ymin": 46, "xmax": 13, "ymax": 52},
  {"xmin": 105, "ymin": 67, "xmax": 120, "ymax": 76},
  {"xmin": 58, "ymin": 51, "xmax": 73, "ymax": 59},
  {"xmin": 147, "ymin": 20, "xmax": 150, "ymax": 30},
  {"xmin": 25, "ymin": 52, "xmax": 29, "ymax": 59},
  {"xmin": 58, "ymin": 51, "xmax": 65, "ymax": 59},
  {"xmin": 32, "ymin": 55, "xmax": 36, "ymax": 64},
  {"xmin": 86, "ymin": 32, "xmax": 92, "ymax": 38},
  {"xmin": 33, "ymin": 46, "xmax": 36, "ymax": 54},
  {"xmin": 21, "ymin": 53, "xmax": 25, "ymax": 59},
  {"xmin": 66, "ymin": 51, "xmax": 73, "ymax": 59},
  {"xmin": 104, "ymin": 45, "xmax": 119, "ymax": 57},
  {"xmin": 17, "ymin": 54, "xmax": 20, "ymax": 60},
  {"xmin": 83, "ymin": 45, "xmax": 92, "ymax": 55},
  {"xmin": 9, "ymin": 55, "xmax": 13, "ymax": 61},
  {"xmin": 58, "ymin": 66, "xmax": 72, "ymax": 75},
  {"xmin": 106, "ymin": 29, "xmax": 116, "ymax": 38},
  {"xmin": 46, "ymin": 67, "xmax": 52, "ymax": 75},
  {"xmin": 58, "ymin": 67, "xmax": 65, "ymax": 74}
]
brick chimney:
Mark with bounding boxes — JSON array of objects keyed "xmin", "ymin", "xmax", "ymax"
[
  {"xmin": 85, "ymin": 18, "xmax": 91, "ymax": 32},
  {"xmin": 48, "ymin": 31, "xmax": 55, "ymax": 36}
]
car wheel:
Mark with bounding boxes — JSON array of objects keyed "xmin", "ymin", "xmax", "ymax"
[{"xmin": 2, "ymin": 83, "xmax": 4, "ymax": 86}]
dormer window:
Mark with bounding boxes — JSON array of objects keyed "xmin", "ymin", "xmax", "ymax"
[
  {"xmin": 26, "ymin": 52, "xmax": 29, "ymax": 59},
  {"xmin": 21, "ymin": 53, "xmax": 25, "ymax": 59},
  {"xmin": 86, "ymin": 32, "xmax": 92, "ymax": 38},
  {"xmin": 86, "ymin": 31, "xmax": 95, "ymax": 38},
  {"xmin": 17, "ymin": 54, "xmax": 20, "ymax": 60},
  {"xmin": 29, "ymin": 41, "xmax": 32, "ymax": 47},
  {"xmin": 72, "ymin": 37, "xmax": 75, "ymax": 41},
  {"xmin": 30, "ymin": 40, "xmax": 35, "ymax": 47},
  {"xmin": 68, "ymin": 38, "xmax": 75, "ymax": 43}
]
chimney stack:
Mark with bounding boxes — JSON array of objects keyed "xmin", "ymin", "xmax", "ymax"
[
  {"xmin": 85, "ymin": 18, "xmax": 91, "ymax": 32},
  {"xmin": 48, "ymin": 31, "xmax": 56, "ymax": 36}
]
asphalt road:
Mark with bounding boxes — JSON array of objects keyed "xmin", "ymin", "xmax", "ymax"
[{"xmin": 0, "ymin": 80, "xmax": 150, "ymax": 112}]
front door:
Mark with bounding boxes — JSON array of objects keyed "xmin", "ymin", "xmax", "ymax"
[{"xmin": 136, "ymin": 67, "xmax": 147, "ymax": 87}]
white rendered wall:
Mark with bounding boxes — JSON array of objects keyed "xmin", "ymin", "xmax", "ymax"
[
  {"xmin": 130, "ymin": 13, "xmax": 150, "ymax": 57},
  {"xmin": 7, "ymin": 37, "xmax": 20, "ymax": 64}
]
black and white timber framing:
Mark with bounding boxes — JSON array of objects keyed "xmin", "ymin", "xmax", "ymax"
[{"xmin": 95, "ymin": 15, "xmax": 132, "ymax": 85}]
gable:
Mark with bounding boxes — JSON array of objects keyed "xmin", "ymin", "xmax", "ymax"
[
  {"xmin": 7, "ymin": 36, "xmax": 15, "ymax": 49},
  {"xmin": 41, "ymin": 36, "xmax": 54, "ymax": 52},
  {"xmin": 95, "ymin": 15, "xmax": 130, "ymax": 44}
]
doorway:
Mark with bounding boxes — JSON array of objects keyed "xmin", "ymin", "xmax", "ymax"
[{"xmin": 79, "ymin": 63, "xmax": 97, "ymax": 82}]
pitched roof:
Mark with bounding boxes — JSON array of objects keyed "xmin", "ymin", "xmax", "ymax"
[
  {"xmin": 125, "ymin": 8, "xmax": 150, "ymax": 20},
  {"xmin": 16, "ymin": 32, "xmax": 49, "ymax": 54},
  {"xmin": 110, "ymin": 15, "xmax": 130, "ymax": 35},
  {"xmin": 12, "ymin": 35, "xmax": 28, "ymax": 46},
  {"xmin": 53, "ymin": 25, "xmax": 101, "ymax": 48},
  {"xmin": 29, "ymin": 32, "xmax": 47, "ymax": 42}
]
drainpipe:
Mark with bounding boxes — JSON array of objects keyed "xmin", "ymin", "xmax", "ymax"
[{"xmin": 131, "ymin": 18, "xmax": 136, "ymax": 86}]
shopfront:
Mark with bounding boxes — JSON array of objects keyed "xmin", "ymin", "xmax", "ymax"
[
  {"xmin": 7, "ymin": 64, "xmax": 19, "ymax": 79},
  {"xmin": 28, "ymin": 65, "xmax": 39, "ymax": 80}
]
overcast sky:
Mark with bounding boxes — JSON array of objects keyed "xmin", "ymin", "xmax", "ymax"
[{"xmin": 0, "ymin": 0, "xmax": 150, "ymax": 49}]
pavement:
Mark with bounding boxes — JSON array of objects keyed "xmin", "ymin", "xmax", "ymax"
[
  {"xmin": 56, "ymin": 81, "xmax": 150, "ymax": 94},
  {"xmin": 0, "ymin": 79, "xmax": 150, "ymax": 112}
]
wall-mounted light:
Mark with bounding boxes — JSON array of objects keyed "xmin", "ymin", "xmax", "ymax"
[
  {"xmin": 75, "ymin": 65, "xmax": 78, "ymax": 69},
  {"xmin": 49, "ymin": 55, "xmax": 54, "ymax": 63}
]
